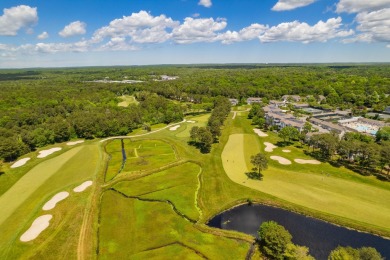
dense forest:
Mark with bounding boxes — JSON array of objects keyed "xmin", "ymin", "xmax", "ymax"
[{"xmin": 0, "ymin": 64, "xmax": 389, "ymax": 161}]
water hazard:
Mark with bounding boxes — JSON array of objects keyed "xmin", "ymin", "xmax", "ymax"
[{"xmin": 207, "ymin": 204, "xmax": 390, "ymax": 260}]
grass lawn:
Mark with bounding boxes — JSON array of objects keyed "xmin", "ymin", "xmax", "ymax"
[
  {"xmin": 221, "ymin": 113, "xmax": 390, "ymax": 235},
  {"xmin": 99, "ymin": 190, "xmax": 250, "ymax": 260},
  {"xmin": 0, "ymin": 144, "xmax": 100, "ymax": 259},
  {"xmin": 104, "ymin": 139, "xmax": 177, "ymax": 181},
  {"xmin": 113, "ymin": 162, "xmax": 201, "ymax": 221},
  {"xmin": 117, "ymin": 95, "xmax": 139, "ymax": 107}
]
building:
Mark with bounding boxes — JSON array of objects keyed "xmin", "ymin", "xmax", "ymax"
[
  {"xmin": 247, "ymin": 97, "xmax": 262, "ymax": 105},
  {"xmin": 160, "ymin": 75, "xmax": 179, "ymax": 80},
  {"xmin": 229, "ymin": 99, "xmax": 239, "ymax": 106},
  {"xmin": 293, "ymin": 103, "xmax": 310, "ymax": 109},
  {"xmin": 282, "ymin": 95, "xmax": 301, "ymax": 102},
  {"xmin": 384, "ymin": 106, "xmax": 390, "ymax": 114},
  {"xmin": 269, "ymin": 100, "xmax": 286, "ymax": 107},
  {"xmin": 265, "ymin": 110, "xmax": 305, "ymax": 132},
  {"xmin": 309, "ymin": 118, "xmax": 345, "ymax": 134}
]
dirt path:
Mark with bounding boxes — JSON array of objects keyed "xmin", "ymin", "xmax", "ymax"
[{"xmin": 232, "ymin": 111, "xmax": 237, "ymax": 119}]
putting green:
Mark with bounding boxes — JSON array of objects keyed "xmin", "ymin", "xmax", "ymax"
[
  {"xmin": 117, "ymin": 95, "xmax": 138, "ymax": 107},
  {"xmin": 222, "ymin": 134, "xmax": 390, "ymax": 232}
]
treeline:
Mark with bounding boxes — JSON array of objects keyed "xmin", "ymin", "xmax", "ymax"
[
  {"xmin": 0, "ymin": 81, "xmax": 184, "ymax": 161},
  {"xmin": 189, "ymin": 96, "xmax": 231, "ymax": 152},
  {"xmin": 308, "ymin": 130, "xmax": 390, "ymax": 176}
]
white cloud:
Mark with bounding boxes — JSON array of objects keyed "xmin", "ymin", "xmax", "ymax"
[
  {"xmin": 37, "ymin": 31, "xmax": 49, "ymax": 40},
  {"xmin": 192, "ymin": 13, "xmax": 200, "ymax": 18},
  {"xmin": 336, "ymin": 0, "xmax": 390, "ymax": 13},
  {"xmin": 0, "ymin": 5, "xmax": 38, "ymax": 36},
  {"xmin": 272, "ymin": 0, "xmax": 316, "ymax": 11},
  {"xmin": 59, "ymin": 21, "xmax": 86, "ymax": 38},
  {"xmin": 172, "ymin": 17, "xmax": 227, "ymax": 44},
  {"xmin": 348, "ymin": 8, "xmax": 390, "ymax": 43},
  {"xmin": 259, "ymin": 17, "xmax": 353, "ymax": 43},
  {"xmin": 216, "ymin": 24, "xmax": 268, "ymax": 44},
  {"xmin": 198, "ymin": 0, "xmax": 212, "ymax": 8},
  {"xmin": 91, "ymin": 11, "xmax": 178, "ymax": 44}
]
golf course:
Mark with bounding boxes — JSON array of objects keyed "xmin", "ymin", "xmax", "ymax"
[{"xmin": 0, "ymin": 110, "xmax": 389, "ymax": 259}]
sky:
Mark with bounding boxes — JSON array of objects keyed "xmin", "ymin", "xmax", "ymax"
[{"xmin": 0, "ymin": 0, "xmax": 389, "ymax": 68}]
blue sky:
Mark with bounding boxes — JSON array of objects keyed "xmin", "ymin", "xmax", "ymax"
[{"xmin": 0, "ymin": 0, "xmax": 389, "ymax": 68}]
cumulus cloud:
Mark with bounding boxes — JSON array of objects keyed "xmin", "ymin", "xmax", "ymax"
[
  {"xmin": 59, "ymin": 21, "xmax": 86, "ymax": 37},
  {"xmin": 259, "ymin": 17, "xmax": 353, "ymax": 43},
  {"xmin": 336, "ymin": 0, "xmax": 390, "ymax": 13},
  {"xmin": 272, "ymin": 0, "xmax": 316, "ymax": 11},
  {"xmin": 351, "ymin": 8, "xmax": 390, "ymax": 43},
  {"xmin": 37, "ymin": 31, "xmax": 49, "ymax": 39},
  {"xmin": 198, "ymin": 0, "xmax": 212, "ymax": 8},
  {"xmin": 172, "ymin": 17, "xmax": 226, "ymax": 44},
  {"xmin": 0, "ymin": 5, "xmax": 38, "ymax": 36},
  {"xmin": 216, "ymin": 24, "xmax": 269, "ymax": 44},
  {"xmin": 91, "ymin": 11, "xmax": 178, "ymax": 44}
]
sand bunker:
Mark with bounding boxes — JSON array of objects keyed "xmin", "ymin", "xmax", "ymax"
[
  {"xmin": 232, "ymin": 111, "xmax": 237, "ymax": 119},
  {"xmin": 42, "ymin": 192, "xmax": 69, "ymax": 211},
  {"xmin": 20, "ymin": 215, "xmax": 53, "ymax": 242},
  {"xmin": 73, "ymin": 180, "xmax": 93, "ymax": 193},
  {"xmin": 169, "ymin": 125, "xmax": 180, "ymax": 131},
  {"xmin": 186, "ymin": 120, "xmax": 196, "ymax": 123},
  {"xmin": 264, "ymin": 142, "xmax": 277, "ymax": 152},
  {"xmin": 11, "ymin": 158, "xmax": 31, "ymax": 168},
  {"xmin": 254, "ymin": 129, "xmax": 268, "ymax": 137},
  {"xmin": 294, "ymin": 159, "xmax": 321, "ymax": 165},
  {"xmin": 282, "ymin": 150, "xmax": 291, "ymax": 153},
  {"xmin": 37, "ymin": 148, "xmax": 62, "ymax": 158},
  {"xmin": 66, "ymin": 140, "xmax": 84, "ymax": 146},
  {"xmin": 270, "ymin": 156, "xmax": 292, "ymax": 165}
]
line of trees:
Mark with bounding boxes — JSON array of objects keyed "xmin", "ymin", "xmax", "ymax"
[
  {"xmin": 308, "ymin": 131, "xmax": 390, "ymax": 176},
  {"xmin": 189, "ymin": 96, "xmax": 231, "ymax": 153}
]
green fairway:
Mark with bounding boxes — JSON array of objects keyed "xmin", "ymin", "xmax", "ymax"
[
  {"xmin": 222, "ymin": 132, "xmax": 390, "ymax": 233},
  {"xmin": 117, "ymin": 95, "xmax": 139, "ymax": 107},
  {"xmin": 0, "ymin": 144, "xmax": 100, "ymax": 259},
  {"xmin": 113, "ymin": 162, "xmax": 201, "ymax": 221},
  {"xmin": 99, "ymin": 190, "xmax": 250, "ymax": 259}
]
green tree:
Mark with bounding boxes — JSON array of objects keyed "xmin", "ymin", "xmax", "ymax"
[
  {"xmin": 198, "ymin": 127, "xmax": 213, "ymax": 153},
  {"xmin": 376, "ymin": 126, "xmax": 390, "ymax": 142},
  {"xmin": 190, "ymin": 126, "xmax": 199, "ymax": 142},
  {"xmin": 258, "ymin": 221, "xmax": 292, "ymax": 260},
  {"xmin": 328, "ymin": 246, "xmax": 383, "ymax": 260},
  {"xmin": 380, "ymin": 142, "xmax": 390, "ymax": 174},
  {"xmin": 279, "ymin": 126, "xmax": 300, "ymax": 143},
  {"xmin": 250, "ymin": 153, "xmax": 268, "ymax": 175},
  {"xmin": 284, "ymin": 243, "xmax": 314, "ymax": 260}
]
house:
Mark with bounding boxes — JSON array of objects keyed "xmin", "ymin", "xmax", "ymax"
[
  {"xmin": 247, "ymin": 97, "xmax": 262, "ymax": 105},
  {"xmin": 160, "ymin": 75, "xmax": 179, "ymax": 80},
  {"xmin": 282, "ymin": 95, "xmax": 301, "ymax": 102},
  {"xmin": 265, "ymin": 111, "xmax": 305, "ymax": 132},
  {"xmin": 293, "ymin": 103, "xmax": 310, "ymax": 109},
  {"xmin": 269, "ymin": 100, "xmax": 286, "ymax": 107},
  {"xmin": 229, "ymin": 99, "xmax": 239, "ymax": 106},
  {"xmin": 309, "ymin": 118, "xmax": 345, "ymax": 134}
]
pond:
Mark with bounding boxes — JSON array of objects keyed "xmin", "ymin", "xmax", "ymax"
[{"xmin": 207, "ymin": 204, "xmax": 390, "ymax": 260}]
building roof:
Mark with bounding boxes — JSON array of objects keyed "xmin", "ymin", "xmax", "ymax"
[{"xmin": 309, "ymin": 118, "xmax": 345, "ymax": 132}]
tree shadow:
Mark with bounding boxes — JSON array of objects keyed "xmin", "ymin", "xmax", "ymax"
[
  {"xmin": 275, "ymin": 141, "xmax": 291, "ymax": 147},
  {"xmin": 0, "ymin": 171, "xmax": 4, "ymax": 176},
  {"xmin": 245, "ymin": 171, "xmax": 263, "ymax": 180}
]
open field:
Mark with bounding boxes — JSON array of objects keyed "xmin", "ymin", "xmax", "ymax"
[
  {"xmin": 222, "ymin": 113, "xmax": 390, "ymax": 234},
  {"xmin": 117, "ymin": 95, "xmax": 139, "ymax": 107},
  {"xmin": 99, "ymin": 190, "xmax": 250, "ymax": 259},
  {"xmin": 104, "ymin": 139, "xmax": 177, "ymax": 181},
  {"xmin": 113, "ymin": 162, "xmax": 201, "ymax": 221}
]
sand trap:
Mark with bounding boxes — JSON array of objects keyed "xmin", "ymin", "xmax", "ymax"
[
  {"xmin": 186, "ymin": 120, "xmax": 196, "ymax": 123},
  {"xmin": 254, "ymin": 129, "xmax": 268, "ymax": 137},
  {"xmin": 11, "ymin": 158, "xmax": 31, "ymax": 168},
  {"xmin": 282, "ymin": 150, "xmax": 291, "ymax": 153},
  {"xmin": 270, "ymin": 156, "xmax": 292, "ymax": 165},
  {"xmin": 66, "ymin": 140, "xmax": 84, "ymax": 146},
  {"xmin": 37, "ymin": 147, "xmax": 62, "ymax": 158},
  {"xmin": 42, "ymin": 192, "xmax": 69, "ymax": 211},
  {"xmin": 232, "ymin": 111, "xmax": 237, "ymax": 119},
  {"xmin": 294, "ymin": 159, "xmax": 321, "ymax": 165},
  {"xmin": 264, "ymin": 142, "xmax": 277, "ymax": 152},
  {"xmin": 73, "ymin": 180, "xmax": 93, "ymax": 193},
  {"xmin": 169, "ymin": 125, "xmax": 180, "ymax": 131},
  {"xmin": 20, "ymin": 215, "xmax": 52, "ymax": 242}
]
